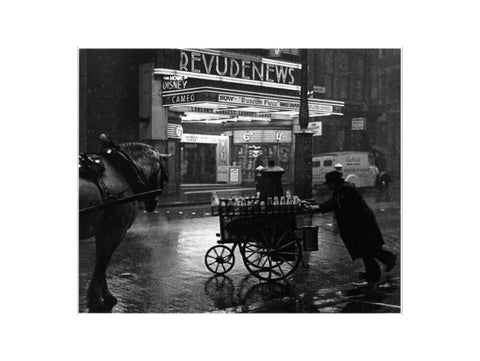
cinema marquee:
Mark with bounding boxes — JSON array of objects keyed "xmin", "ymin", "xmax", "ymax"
[{"xmin": 142, "ymin": 48, "xmax": 344, "ymax": 186}]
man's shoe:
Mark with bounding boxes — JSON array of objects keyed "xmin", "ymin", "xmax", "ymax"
[
  {"xmin": 359, "ymin": 272, "xmax": 380, "ymax": 283},
  {"xmin": 385, "ymin": 254, "xmax": 397, "ymax": 272}
]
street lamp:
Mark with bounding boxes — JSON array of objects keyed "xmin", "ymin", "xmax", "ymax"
[{"xmin": 293, "ymin": 49, "xmax": 313, "ymax": 199}]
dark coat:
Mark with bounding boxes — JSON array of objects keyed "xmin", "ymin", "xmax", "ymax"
[{"xmin": 318, "ymin": 181, "xmax": 384, "ymax": 260}]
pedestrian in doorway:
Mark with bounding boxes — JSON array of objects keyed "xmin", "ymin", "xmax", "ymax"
[
  {"xmin": 317, "ymin": 171, "xmax": 396, "ymax": 285},
  {"xmin": 254, "ymin": 156, "xmax": 265, "ymax": 194}
]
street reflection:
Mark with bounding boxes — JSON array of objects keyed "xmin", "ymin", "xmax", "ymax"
[
  {"xmin": 314, "ymin": 276, "xmax": 400, "ymax": 313},
  {"xmin": 204, "ymin": 275, "xmax": 291, "ymax": 311}
]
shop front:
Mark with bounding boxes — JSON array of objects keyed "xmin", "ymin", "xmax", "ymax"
[
  {"xmin": 141, "ymin": 48, "xmax": 345, "ymax": 188},
  {"xmin": 230, "ymin": 129, "xmax": 292, "ymax": 183}
]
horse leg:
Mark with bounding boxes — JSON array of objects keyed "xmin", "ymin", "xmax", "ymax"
[
  {"xmin": 87, "ymin": 228, "xmax": 126, "ymax": 313},
  {"xmin": 87, "ymin": 239, "xmax": 111, "ymax": 312},
  {"xmin": 101, "ymin": 240, "xmax": 123, "ymax": 309},
  {"xmin": 102, "ymin": 275, "xmax": 117, "ymax": 309}
]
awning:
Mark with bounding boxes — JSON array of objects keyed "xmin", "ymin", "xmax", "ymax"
[{"xmin": 160, "ymin": 87, "xmax": 344, "ymax": 124}]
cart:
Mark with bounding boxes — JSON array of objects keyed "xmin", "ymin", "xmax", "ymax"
[{"xmin": 204, "ymin": 199, "xmax": 318, "ymax": 282}]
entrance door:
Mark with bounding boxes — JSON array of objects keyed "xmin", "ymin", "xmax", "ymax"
[{"xmin": 181, "ymin": 143, "xmax": 217, "ymax": 183}]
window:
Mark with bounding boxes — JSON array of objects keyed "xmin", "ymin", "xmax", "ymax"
[
  {"xmin": 312, "ymin": 161, "xmax": 321, "ymax": 167},
  {"xmin": 323, "ymin": 160, "xmax": 333, "ymax": 167}
]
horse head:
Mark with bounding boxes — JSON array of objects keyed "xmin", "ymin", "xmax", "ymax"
[
  {"xmin": 144, "ymin": 152, "xmax": 171, "ymax": 212},
  {"xmin": 118, "ymin": 142, "xmax": 171, "ymax": 212}
]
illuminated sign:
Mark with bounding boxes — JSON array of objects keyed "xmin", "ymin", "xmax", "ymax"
[
  {"xmin": 181, "ymin": 133, "xmax": 220, "ymax": 144},
  {"xmin": 162, "ymin": 75, "xmax": 188, "ymax": 91},
  {"xmin": 154, "ymin": 49, "xmax": 303, "ymax": 91},
  {"xmin": 162, "ymin": 90, "xmax": 343, "ymax": 115},
  {"xmin": 233, "ymin": 130, "xmax": 292, "ymax": 144},
  {"xmin": 179, "ymin": 49, "xmax": 300, "ymax": 86},
  {"xmin": 218, "ymin": 93, "xmax": 333, "ymax": 113},
  {"xmin": 167, "ymin": 124, "xmax": 183, "ymax": 139},
  {"xmin": 243, "ymin": 131, "xmax": 252, "ymax": 141},
  {"xmin": 169, "ymin": 93, "xmax": 196, "ymax": 104}
]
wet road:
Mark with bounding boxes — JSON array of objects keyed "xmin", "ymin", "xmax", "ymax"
[{"xmin": 79, "ymin": 189, "xmax": 401, "ymax": 313}]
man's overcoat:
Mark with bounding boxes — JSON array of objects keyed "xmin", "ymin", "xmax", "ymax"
[{"xmin": 319, "ymin": 181, "xmax": 384, "ymax": 260}]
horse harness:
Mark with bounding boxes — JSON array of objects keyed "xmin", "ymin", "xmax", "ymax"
[{"xmin": 79, "ymin": 145, "xmax": 152, "ymax": 207}]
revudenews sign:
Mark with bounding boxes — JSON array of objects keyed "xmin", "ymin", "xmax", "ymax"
[{"xmin": 179, "ymin": 49, "xmax": 301, "ymax": 86}]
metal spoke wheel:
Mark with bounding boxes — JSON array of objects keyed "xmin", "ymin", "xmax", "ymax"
[
  {"xmin": 205, "ymin": 245, "xmax": 235, "ymax": 275},
  {"xmin": 240, "ymin": 228, "xmax": 302, "ymax": 282}
]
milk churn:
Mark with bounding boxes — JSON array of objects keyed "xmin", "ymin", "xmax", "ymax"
[{"xmin": 258, "ymin": 159, "xmax": 284, "ymax": 201}]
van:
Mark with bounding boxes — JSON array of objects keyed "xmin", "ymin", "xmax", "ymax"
[{"xmin": 312, "ymin": 151, "xmax": 379, "ymax": 189}]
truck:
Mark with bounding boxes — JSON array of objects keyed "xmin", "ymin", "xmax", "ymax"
[{"xmin": 312, "ymin": 151, "xmax": 380, "ymax": 190}]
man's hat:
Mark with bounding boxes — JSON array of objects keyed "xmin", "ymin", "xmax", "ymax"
[
  {"xmin": 324, "ymin": 170, "xmax": 344, "ymax": 184},
  {"xmin": 334, "ymin": 163, "xmax": 343, "ymax": 169}
]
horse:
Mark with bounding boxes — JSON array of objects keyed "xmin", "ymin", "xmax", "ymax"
[{"xmin": 79, "ymin": 140, "xmax": 170, "ymax": 312}]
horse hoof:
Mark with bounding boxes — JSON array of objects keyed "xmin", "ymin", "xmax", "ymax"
[
  {"xmin": 88, "ymin": 301, "xmax": 111, "ymax": 313},
  {"xmin": 103, "ymin": 294, "xmax": 118, "ymax": 308}
]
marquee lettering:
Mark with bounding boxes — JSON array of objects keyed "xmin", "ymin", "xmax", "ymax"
[
  {"xmin": 171, "ymin": 94, "xmax": 196, "ymax": 104},
  {"xmin": 252, "ymin": 62, "xmax": 264, "ymax": 81},
  {"xmin": 230, "ymin": 59, "xmax": 240, "ymax": 77},
  {"xmin": 178, "ymin": 50, "xmax": 297, "ymax": 85},
  {"xmin": 216, "ymin": 56, "xmax": 228, "ymax": 76},
  {"xmin": 162, "ymin": 76, "xmax": 188, "ymax": 90},
  {"xmin": 202, "ymin": 53, "xmax": 215, "ymax": 74}
]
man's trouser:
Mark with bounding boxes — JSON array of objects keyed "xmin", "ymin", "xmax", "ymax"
[{"xmin": 361, "ymin": 248, "xmax": 396, "ymax": 282}]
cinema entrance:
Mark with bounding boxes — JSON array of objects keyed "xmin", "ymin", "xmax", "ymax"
[{"xmin": 180, "ymin": 143, "xmax": 216, "ymax": 184}]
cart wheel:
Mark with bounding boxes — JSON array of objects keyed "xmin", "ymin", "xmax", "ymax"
[
  {"xmin": 205, "ymin": 245, "xmax": 235, "ymax": 275},
  {"xmin": 240, "ymin": 230, "xmax": 302, "ymax": 282}
]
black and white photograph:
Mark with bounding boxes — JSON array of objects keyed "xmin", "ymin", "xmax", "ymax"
[
  {"xmin": 3, "ymin": 1, "xmax": 480, "ymax": 360},
  {"xmin": 79, "ymin": 48, "xmax": 401, "ymax": 313}
]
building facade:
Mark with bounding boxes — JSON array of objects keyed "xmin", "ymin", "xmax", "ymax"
[
  {"xmin": 307, "ymin": 49, "xmax": 401, "ymax": 178},
  {"xmin": 79, "ymin": 48, "xmax": 400, "ymax": 194}
]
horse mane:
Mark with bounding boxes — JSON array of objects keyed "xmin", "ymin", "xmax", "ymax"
[{"xmin": 118, "ymin": 142, "xmax": 160, "ymax": 177}]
